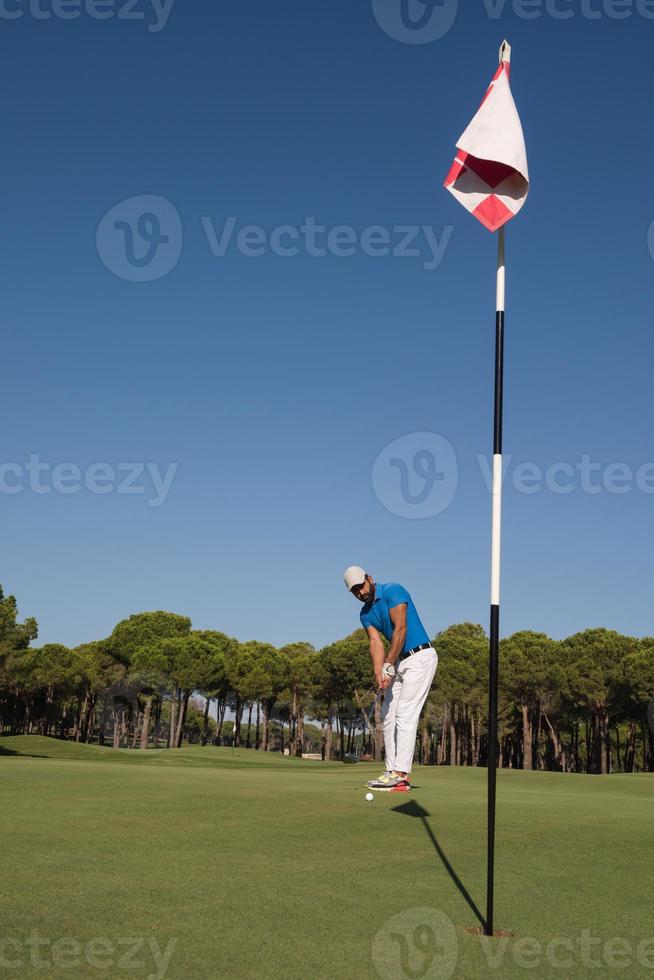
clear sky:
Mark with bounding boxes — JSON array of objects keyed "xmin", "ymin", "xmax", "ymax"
[{"xmin": 2, "ymin": 0, "xmax": 653, "ymax": 650}]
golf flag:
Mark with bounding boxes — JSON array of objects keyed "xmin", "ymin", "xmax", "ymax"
[
  {"xmin": 444, "ymin": 42, "xmax": 529, "ymax": 232},
  {"xmin": 443, "ymin": 39, "xmax": 531, "ymax": 937}
]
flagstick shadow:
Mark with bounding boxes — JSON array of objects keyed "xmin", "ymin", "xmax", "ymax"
[{"xmin": 391, "ymin": 799, "xmax": 486, "ymax": 929}]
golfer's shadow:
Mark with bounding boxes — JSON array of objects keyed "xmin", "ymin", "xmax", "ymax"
[{"xmin": 392, "ymin": 799, "xmax": 485, "ymax": 929}]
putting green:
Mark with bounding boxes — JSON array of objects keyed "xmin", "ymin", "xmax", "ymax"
[{"xmin": 1, "ymin": 737, "xmax": 652, "ymax": 979}]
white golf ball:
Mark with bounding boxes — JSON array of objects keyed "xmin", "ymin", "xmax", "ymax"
[{"xmin": 365, "ymin": 792, "xmax": 374, "ymax": 802}]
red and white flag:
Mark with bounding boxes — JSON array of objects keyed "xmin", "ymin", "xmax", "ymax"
[{"xmin": 444, "ymin": 42, "xmax": 529, "ymax": 233}]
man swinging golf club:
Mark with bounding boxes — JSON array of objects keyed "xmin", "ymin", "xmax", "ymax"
[{"xmin": 344, "ymin": 566, "xmax": 438, "ymax": 792}]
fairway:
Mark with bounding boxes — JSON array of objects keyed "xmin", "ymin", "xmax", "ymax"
[{"xmin": 2, "ymin": 738, "xmax": 653, "ymax": 979}]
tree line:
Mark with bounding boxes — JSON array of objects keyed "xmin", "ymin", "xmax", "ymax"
[{"xmin": 0, "ymin": 585, "xmax": 652, "ymax": 773}]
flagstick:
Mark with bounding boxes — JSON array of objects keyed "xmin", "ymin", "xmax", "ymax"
[{"xmin": 486, "ymin": 222, "xmax": 505, "ymax": 937}]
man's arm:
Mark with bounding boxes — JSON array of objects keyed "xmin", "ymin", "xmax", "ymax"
[
  {"xmin": 365, "ymin": 626, "xmax": 386, "ymax": 690},
  {"xmin": 385, "ymin": 603, "xmax": 408, "ymax": 668}
]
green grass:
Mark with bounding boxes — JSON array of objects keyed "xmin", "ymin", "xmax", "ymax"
[
  {"xmin": 1, "ymin": 736, "xmax": 653, "ymax": 979},
  {"xmin": 0, "ymin": 735, "xmax": 328, "ymax": 770}
]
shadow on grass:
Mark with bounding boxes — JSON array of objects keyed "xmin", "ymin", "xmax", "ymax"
[
  {"xmin": 392, "ymin": 798, "xmax": 485, "ymax": 929},
  {"xmin": 0, "ymin": 742, "xmax": 49, "ymax": 759}
]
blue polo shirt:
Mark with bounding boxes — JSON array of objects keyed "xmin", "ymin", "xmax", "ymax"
[{"xmin": 360, "ymin": 582, "xmax": 430, "ymax": 654}]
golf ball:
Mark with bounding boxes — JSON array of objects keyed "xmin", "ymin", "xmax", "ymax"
[{"xmin": 365, "ymin": 792, "xmax": 374, "ymax": 802}]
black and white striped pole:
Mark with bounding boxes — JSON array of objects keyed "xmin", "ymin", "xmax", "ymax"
[
  {"xmin": 486, "ymin": 213, "xmax": 506, "ymax": 938},
  {"xmin": 443, "ymin": 34, "xmax": 528, "ymax": 936}
]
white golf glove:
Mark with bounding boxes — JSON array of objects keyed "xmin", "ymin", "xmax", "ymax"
[{"xmin": 381, "ymin": 662, "xmax": 396, "ymax": 680}]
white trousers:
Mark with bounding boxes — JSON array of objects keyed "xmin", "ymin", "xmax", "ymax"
[{"xmin": 382, "ymin": 647, "xmax": 438, "ymax": 775}]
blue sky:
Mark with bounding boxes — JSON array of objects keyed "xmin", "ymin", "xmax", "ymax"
[{"xmin": 1, "ymin": 0, "xmax": 653, "ymax": 650}]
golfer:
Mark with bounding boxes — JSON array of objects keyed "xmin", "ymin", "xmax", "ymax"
[{"xmin": 344, "ymin": 566, "xmax": 438, "ymax": 792}]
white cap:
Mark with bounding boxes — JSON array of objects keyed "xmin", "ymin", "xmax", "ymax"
[{"xmin": 344, "ymin": 565, "xmax": 367, "ymax": 591}]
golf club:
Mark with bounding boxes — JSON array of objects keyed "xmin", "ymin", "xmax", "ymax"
[{"xmin": 342, "ymin": 688, "xmax": 383, "ymax": 764}]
